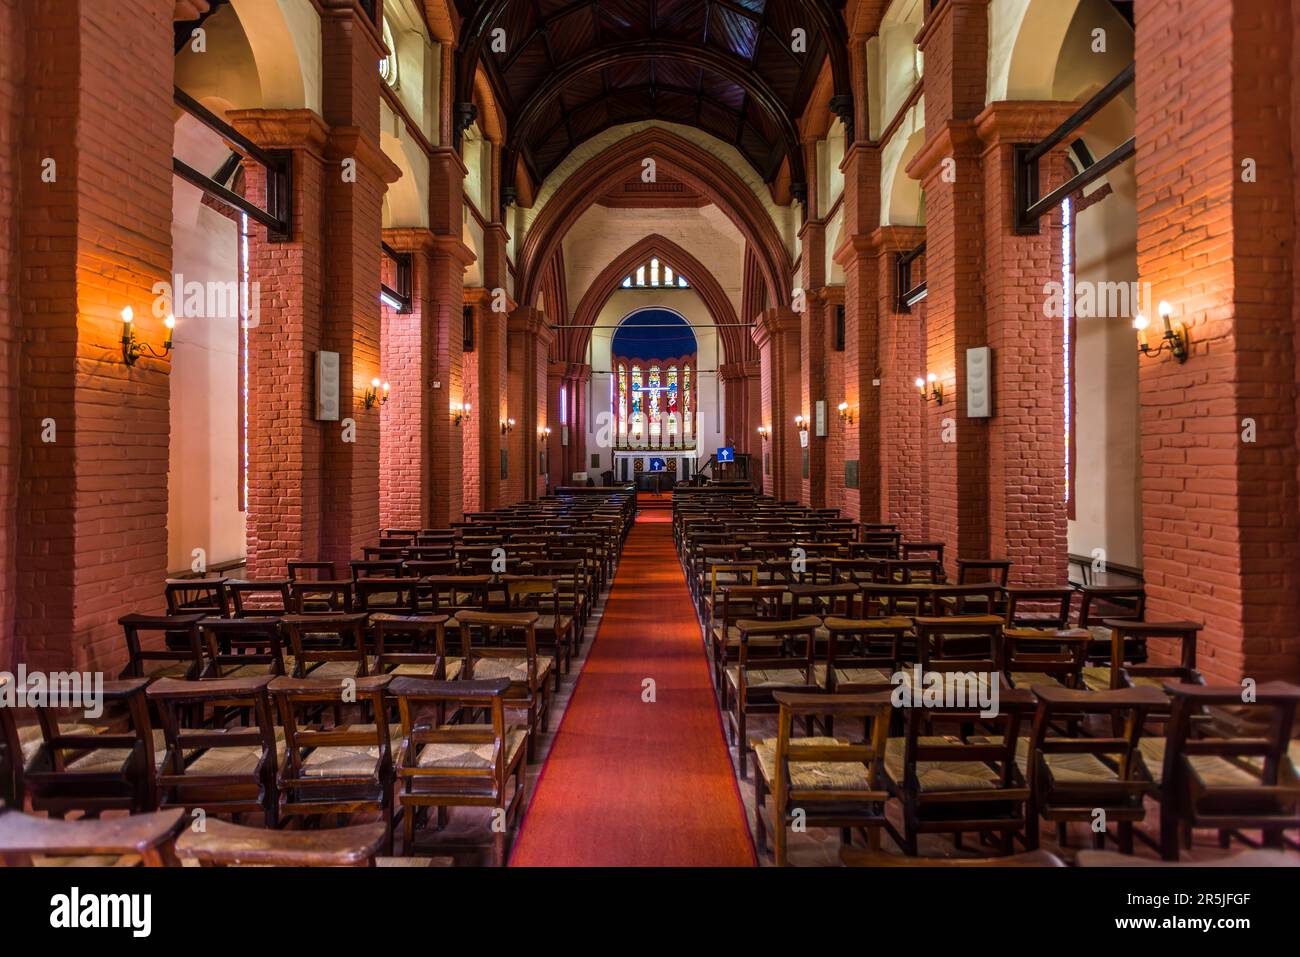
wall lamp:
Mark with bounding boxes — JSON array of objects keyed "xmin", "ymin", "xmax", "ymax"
[
  {"xmin": 794, "ymin": 415, "xmax": 809, "ymax": 435},
  {"xmin": 916, "ymin": 373, "xmax": 943, "ymax": 405},
  {"xmin": 837, "ymin": 401, "xmax": 856, "ymax": 425},
  {"xmin": 121, "ymin": 306, "xmax": 174, "ymax": 366},
  {"xmin": 452, "ymin": 401, "xmax": 471, "ymax": 426},
  {"xmin": 756, "ymin": 425, "xmax": 770, "ymax": 442},
  {"xmin": 501, "ymin": 418, "xmax": 516, "ymax": 435},
  {"xmin": 1133, "ymin": 300, "xmax": 1189, "ymax": 363},
  {"xmin": 364, "ymin": 377, "xmax": 389, "ymax": 409},
  {"xmin": 540, "ymin": 426, "xmax": 552, "ymax": 439}
]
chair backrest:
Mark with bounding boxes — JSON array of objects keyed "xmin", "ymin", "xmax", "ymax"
[
  {"xmin": 287, "ymin": 560, "xmax": 336, "ymax": 581},
  {"xmin": 886, "ymin": 559, "xmax": 943, "ymax": 583},
  {"xmin": 912, "ymin": 615, "xmax": 1005, "ymax": 671},
  {"xmin": 956, "ymin": 558, "xmax": 1012, "ymax": 587},
  {"xmin": 455, "ymin": 610, "xmax": 541, "ymax": 686},
  {"xmin": 227, "ymin": 579, "xmax": 291, "ymax": 617},
  {"xmin": 118, "ymin": 613, "xmax": 208, "ymax": 680},
  {"xmin": 1077, "ymin": 586, "xmax": 1145, "ymax": 627},
  {"xmin": 371, "ymin": 614, "xmax": 450, "ymax": 675},
  {"xmin": 931, "ymin": 584, "xmax": 1004, "ymax": 617},
  {"xmin": 0, "ymin": 808, "xmax": 185, "ymax": 867},
  {"xmin": 733, "ymin": 616, "xmax": 822, "ymax": 691},
  {"xmin": 789, "ymin": 582, "xmax": 859, "ymax": 618},
  {"xmin": 200, "ymin": 616, "xmax": 286, "ymax": 678},
  {"xmin": 350, "ymin": 560, "xmax": 405, "ymax": 580},
  {"xmin": 353, "ymin": 576, "xmax": 419, "ymax": 614},
  {"xmin": 1004, "ymin": 587, "xmax": 1074, "ymax": 628},
  {"xmin": 288, "ymin": 578, "xmax": 354, "ymax": 615},
  {"xmin": 165, "ymin": 577, "xmax": 231, "ymax": 618},
  {"xmin": 1002, "ymin": 627, "xmax": 1091, "ymax": 689},
  {"xmin": 281, "ymin": 613, "xmax": 370, "ymax": 677},
  {"xmin": 423, "ymin": 576, "xmax": 492, "ymax": 614}
]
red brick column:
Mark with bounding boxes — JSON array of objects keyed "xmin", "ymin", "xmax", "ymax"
[
  {"xmin": 379, "ymin": 228, "xmax": 473, "ymax": 529},
  {"xmin": 13, "ymin": 0, "xmax": 175, "ymax": 671},
  {"xmin": 872, "ymin": 226, "xmax": 928, "ymax": 538},
  {"xmin": 231, "ymin": 111, "xmax": 328, "ymax": 578},
  {"xmin": 818, "ymin": 287, "xmax": 846, "ymax": 511},
  {"xmin": 507, "ymin": 307, "xmax": 554, "ymax": 502},
  {"xmin": 0, "ymin": 0, "xmax": 22, "ymax": 669},
  {"xmin": 910, "ymin": 0, "xmax": 990, "ymax": 575},
  {"xmin": 719, "ymin": 360, "xmax": 760, "ymax": 459},
  {"xmin": 549, "ymin": 361, "xmax": 589, "ymax": 488},
  {"xmin": 798, "ymin": 199, "xmax": 827, "ymax": 507},
  {"xmin": 1135, "ymin": 0, "xmax": 1300, "ymax": 681},
  {"xmin": 834, "ymin": 130, "xmax": 883, "ymax": 522},
  {"xmin": 754, "ymin": 308, "xmax": 802, "ymax": 499},
  {"xmin": 976, "ymin": 102, "xmax": 1074, "ymax": 585}
]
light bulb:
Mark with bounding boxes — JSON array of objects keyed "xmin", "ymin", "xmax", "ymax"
[
  {"xmin": 1133, "ymin": 314, "xmax": 1149, "ymax": 331},
  {"xmin": 914, "ymin": 377, "xmax": 925, "ymax": 389},
  {"xmin": 1158, "ymin": 300, "xmax": 1173, "ymax": 319},
  {"xmin": 927, "ymin": 372, "xmax": 937, "ymax": 383},
  {"xmin": 837, "ymin": 402, "xmax": 849, "ymax": 412},
  {"xmin": 371, "ymin": 377, "xmax": 381, "ymax": 388},
  {"xmin": 382, "ymin": 381, "xmax": 390, "ymax": 393},
  {"xmin": 163, "ymin": 314, "xmax": 176, "ymax": 330},
  {"xmin": 121, "ymin": 306, "xmax": 134, "ymax": 324}
]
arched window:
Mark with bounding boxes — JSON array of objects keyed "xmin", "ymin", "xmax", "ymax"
[{"xmin": 621, "ymin": 256, "xmax": 690, "ymax": 288}]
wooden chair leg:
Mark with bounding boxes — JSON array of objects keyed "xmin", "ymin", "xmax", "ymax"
[{"xmin": 1159, "ymin": 805, "xmax": 1180, "ymax": 862}]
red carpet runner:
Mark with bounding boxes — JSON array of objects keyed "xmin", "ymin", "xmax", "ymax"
[{"xmin": 510, "ymin": 511, "xmax": 756, "ymax": 866}]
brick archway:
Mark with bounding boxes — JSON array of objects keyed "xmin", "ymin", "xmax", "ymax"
[
  {"xmin": 517, "ymin": 127, "xmax": 793, "ymax": 313},
  {"xmin": 562, "ymin": 234, "xmax": 749, "ymax": 365}
]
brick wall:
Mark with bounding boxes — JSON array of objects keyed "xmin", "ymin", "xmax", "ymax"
[{"xmin": 0, "ymin": 0, "xmax": 20, "ymax": 669}]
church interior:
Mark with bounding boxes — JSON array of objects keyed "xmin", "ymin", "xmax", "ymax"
[{"xmin": 0, "ymin": 0, "xmax": 1298, "ymax": 884}]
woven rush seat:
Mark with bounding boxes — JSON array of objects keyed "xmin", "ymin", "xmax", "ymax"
[
  {"xmin": 752, "ymin": 735, "xmax": 872, "ymax": 791},
  {"xmin": 1009, "ymin": 671, "xmax": 1066, "ymax": 689},
  {"xmin": 299, "ymin": 725, "xmax": 403, "ymax": 778},
  {"xmin": 183, "ymin": 728, "xmax": 287, "ymax": 777},
  {"xmin": 1080, "ymin": 665, "xmax": 1166, "ymax": 692},
  {"xmin": 413, "ymin": 725, "xmax": 528, "ymax": 770},
  {"xmin": 18, "ymin": 722, "xmax": 100, "ymax": 765},
  {"xmin": 388, "ymin": 657, "xmax": 464, "ymax": 679},
  {"xmin": 883, "ymin": 736, "xmax": 1001, "ymax": 793},
  {"xmin": 471, "ymin": 655, "xmax": 554, "ymax": 684},
  {"xmin": 725, "ymin": 664, "xmax": 826, "ymax": 690},
  {"xmin": 833, "ymin": 667, "xmax": 893, "ymax": 686},
  {"xmin": 1137, "ymin": 738, "xmax": 1300, "ymax": 790},
  {"xmin": 63, "ymin": 729, "xmax": 172, "ymax": 774},
  {"xmin": 303, "ymin": 657, "xmax": 382, "ymax": 679}
]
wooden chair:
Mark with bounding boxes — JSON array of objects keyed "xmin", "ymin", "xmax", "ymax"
[
  {"xmin": 710, "ymin": 584, "xmax": 788, "ymax": 691},
  {"xmin": 454, "ymin": 610, "xmax": 552, "ymax": 760},
  {"xmin": 751, "ymin": 691, "xmax": 893, "ymax": 866},
  {"xmin": 882, "ymin": 687, "xmax": 1035, "ymax": 855},
  {"xmin": 1021, "ymin": 685, "xmax": 1166, "ymax": 853},
  {"xmin": 287, "ymin": 560, "xmax": 336, "ymax": 580},
  {"xmin": 819, "ymin": 617, "xmax": 910, "ymax": 693},
  {"xmin": 1003, "ymin": 627, "xmax": 1091, "ymax": 691},
  {"xmin": 1144, "ymin": 681, "xmax": 1300, "ymax": 861},
  {"xmin": 350, "ymin": 559, "xmax": 405, "ymax": 580},
  {"xmin": 933, "ymin": 584, "xmax": 1005, "ymax": 618},
  {"xmin": 281, "ymin": 612, "xmax": 373, "ymax": 679},
  {"xmin": 1076, "ymin": 585, "xmax": 1146, "ymax": 665},
  {"xmin": 147, "ymin": 675, "xmax": 280, "ymax": 825},
  {"xmin": 175, "ymin": 817, "xmax": 406, "ymax": 866},
  {"xmin": 913, "ymin": 615, "xmax": 1005, "ymax": 671},
  {"xmin": 956, "ymin": 558, "xmax": 1011, "ymax": 587},
  {"xmin": 118, "ymin": 613, "xmax": 208, "ymax": 681},
  {"xmin": 269, "ymin": 675, "xmax": 398, "ymax": 852},
  {"xmin": 0, "ymin": 808, "xmax": 185, "ymax": 867},
  {"xmin": 370, "ymin": 613, "xmax": 459, "ymax": 679},
  {"xmin": 725, "ymin": 616, "xmax": 824, "ymax": 777},
  {"xmin": 504, "ymin": 576, "xmax": 574, "ymax": 687},
  {"xmin": 1084, "ymin": 619, "xmax": 1204, "ymax": 693},
  {"xmin": 289, "ymin": 577, "xmax": 354, "ymax": 615},
  {"xmin": 200, "ymin": 617, "xmax": 286, "ymax": 678},
  {"xmin": 901, "ymin": 542, "xmax": 944, "ymax": 566},
  {"xmin": 23, "ymin": 678, "xmax": 160, "ymax": 817},
  {"xmin": 389, "ymin": 677, "xmax": 528, "ymax": 864}
]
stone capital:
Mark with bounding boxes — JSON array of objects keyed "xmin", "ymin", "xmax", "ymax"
[
  {"xmin": 227, "ymin": 109, "xmax": 330, "ymax": 156},
  {"xmin": 327, "ymin": 127, "xmax": 402, "ymax": 184},
  {"xmin": 508, "ymin": 306, "xmax": 555, "ymax": 347},
  {"xmin": 975, "ymin": 101, "xmax": 1079, "ymax": 151},
  {"xmin": 752, "ymin": 307, "xmax": 800, "ymax": 350},
  {"xmin": 869, "ymin": 225, "xmax": 927, "ymax": 256},
  {"xmin": 718, "ymin": 360, "xmax": 761, "ymax": 382},
  {"xmin": 905, "ymin": 119, "xmax": 982, "ymax": 184}
]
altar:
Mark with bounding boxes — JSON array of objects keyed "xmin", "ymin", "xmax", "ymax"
[{"xmin": 613, "ymin": 448, "xmax": 700, "ymax": 484}]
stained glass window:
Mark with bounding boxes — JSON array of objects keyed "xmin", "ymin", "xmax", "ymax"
[
  {"xmin": 617, "ymin": 363, "xmax": 627, "ymax": 439},
  {"xmin": 666, "ymin": 366, "xmax": 679, "ymax": 429},
  {"xmin": 620, "ymin": 258, "xmax": 690, "ymax": 288},
  {"xmin": 648, "ymin": 366, "xmax": 662, "ymax": 438},
  {"xmin": 683, "ymin": 364, "xmax": 692, "ymax": 438},
  {"xmin": 630, "ymin": 365, "xmax": 643, "ymax": 439}
]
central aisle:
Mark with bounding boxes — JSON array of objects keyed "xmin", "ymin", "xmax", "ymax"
[{"xmin": 509, "ymin": 511, "xmax": 756, "ymax": 866}]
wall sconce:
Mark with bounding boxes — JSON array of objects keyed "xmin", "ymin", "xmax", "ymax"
[
  {"xmin": 1133, "ymin": 300, "xmax": 1189, "ymax": 363},
  {"xmin": 364, "ymin": 377, "xmax": 389, "ymax": 409},
  {"xmin": 540, "ymin": 426, "xmax": 552, "ymax": 439},
  {"xmin": 756, "ymin": 425, "xmax": 770, "ymax": 442},
  {"xmin": 916, "ymin": 373, "xmax": 943, "ymax": 405},
  {"xmin": 501, "ymin": 417, "xmax": 516, "ymax": 435},
  {"xmin": 452, "ymin": 401, "xmax": 471, "ymax": 426},
  {"xmin": 120, "ymin": 307, "xmax": 174, "ymax": 366},
  {"xmin": 837, "ymin": 401, "xmax": 855, "ymax": 425},
  {"xmin": 794, "ymin": 415, "xmax": 809, "ymax": 435}
]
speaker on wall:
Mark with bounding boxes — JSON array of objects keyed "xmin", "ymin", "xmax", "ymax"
[
  {"xmin": 316, "ymin": 350, "xmax": 340, "ymax": 421},
  {"xmin": 966, "ymin": 346, "xmax": 992, "ymax": 418}
]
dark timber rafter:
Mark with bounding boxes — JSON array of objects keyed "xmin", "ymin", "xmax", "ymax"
[
  {"xmin": 453, "ymin": 0, "xmax": 853, "ymax": 208},
  {"xmin": 500, "ymin": 40, "xmax": 808, "ymax": 191}
]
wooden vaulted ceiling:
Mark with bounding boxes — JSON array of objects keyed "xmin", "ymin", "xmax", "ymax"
[{"xmin": 458, "ymin": 0, "xmax": 846, "ymax": 196}]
